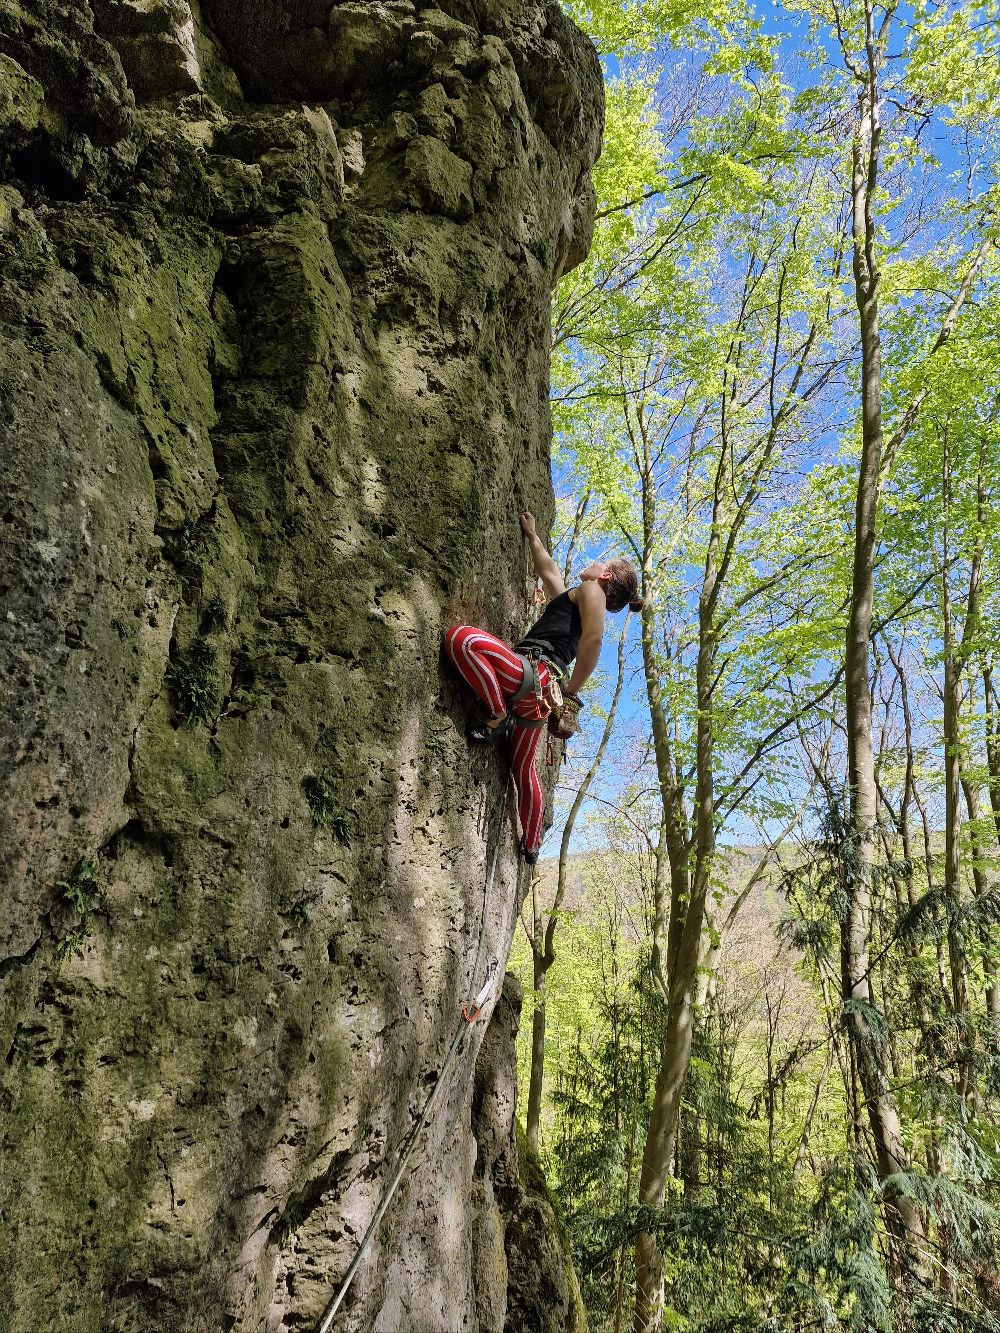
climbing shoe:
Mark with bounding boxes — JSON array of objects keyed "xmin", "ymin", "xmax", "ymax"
[
  {"xmin": 467, "ymin": 713, "xmax": 513, "ymax": 745},
  {"xmin": 519, "ymin": 842, "xmax": 539, "ymax": 866}
]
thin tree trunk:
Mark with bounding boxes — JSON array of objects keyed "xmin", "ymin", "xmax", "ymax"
[
  {"xmin": 984, "ymin": 667, "xmax": 1000, "ymax": 843},
  {"xmin": 624, "ymin": 207, "xmax": 850, "ymax": 1330},
  {"xmin": 678, "ymin": 1074, "xmax": 701, "ymax": 1193},
  {"xmin": 525, "ymin": 942, "xmax": 548, "ymax": 1160},
  {"xmin": 941, "ymin": 426, "xmax": 972, "ymax": 1028},
  {"xmin": 525, "ymin": 619, "xmax": 630, "ymax": 1158},
  {"xmin": 962, "ymin": 771, "xmax": 1000, "ymax": 1024},
  {"xmin": 885, "ymin": 637, "xmax": 918, "ymax": 912},
  {"xmin": 614, "ymin": 1099, "xmax": 641, "ymax": 1333},
  {"xmin": 841, "ymin": 26, "xmax": 927, "ymax": 1276},
  {"xmin": 636, "ymin": 484, "xmax": 687, "ymax": 1006},
  {"xmin": 982, "ymin": 664, "xmax": 1000, "ymax": 1026},
  {"xmin": 794, "ymin": 1051, "xmax": 834, "ymax": 1177},
  {"xmin": 634, "ymin": 411, "xmax": 724, "ymax": 1333}
]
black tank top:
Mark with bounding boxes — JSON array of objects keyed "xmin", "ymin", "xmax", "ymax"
[{"xmin": 515, "ymin": 590, "xmax": 582, "ymax": 670}]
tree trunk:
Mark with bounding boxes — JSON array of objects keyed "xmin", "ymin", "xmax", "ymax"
[
  {"xmin": 634, "ymin": 460, "xmax": 721, "ymax": 1332},
  {"xmin": 842, "ymin": 63, "xmax": 928, "ymax": 1278},
  {"xmin": 941, "ymin": 429, "xmax": 971, "ymax": 1027},
  {"xmin": 962, "ymin": 770, "xmax": 1000, "ymax": 1024},
  {"xmin": 525, "ymin": 618, "xmax": 630, "ymax": 1159},
  {"xmin": 525, "ymin": 955, "xmax": 548, "ymax": 1160},
  {"xmin": 614, "ymin": 1100, "xmax": 641, "ymax": 1333},
  {"xmin": 942, "ymin": 607, "xmax": 971, "ymax": 1016}
]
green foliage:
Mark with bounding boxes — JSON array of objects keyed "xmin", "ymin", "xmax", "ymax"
[
  {"xmin": 166, "ymin": 637, "xmax": 218, "ymax": 725},
  {"xmin": 302, "ymin": 774, "xmax": 351, "ymax": 842},
  {"xmin": 533, "ymin": 0, "xmax": 1000, "ymax": 1326},
  {"xmin": 204, "ymin": 592, "xmax": 228, "ymax": 628},
  {"xmin": 790, "ymin": 1160, "xmax": 895, "ymax": 1332},
  {"xmin": 58, "ymin": 858, "xmax": 100, "ymax": 916},
  {"xmin": 54, "ymin": 858, "xmax": 103, "ymax": 963},
  {"xmin": 567, "ymin": 0, "xmax": 762, "ymax": 57},
  {"xmin": 902, "ymin": 3, "xmax": 1000, "ymax": 125},
  {"xmin": 55, "ymin": 926, "xmax": 92, "ymax": 964}
]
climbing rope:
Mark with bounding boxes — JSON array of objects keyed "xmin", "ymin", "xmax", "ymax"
[{"xmin": 315, "ymin": 788, "xmax": 509, "ymax": 1333}]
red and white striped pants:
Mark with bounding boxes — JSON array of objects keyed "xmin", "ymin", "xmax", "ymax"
[{"xmin": 443, "ymin": 625, "xmax": 550, "ymax": 854}]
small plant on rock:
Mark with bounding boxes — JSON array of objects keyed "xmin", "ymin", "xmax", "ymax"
[
  {"xmin": 303, "ymin": 775, "xmax": 351, "ymax": 844},
  {"xmin": 204, "ymin": 592, "xmax": 228, "ymax": 628},
  {"xmin": 54, "ymin": 858, "xmax": 103, "ymax": 963},
  {"xmin": 56, "ymin": 924, "xmax": 91, "ymax": 963},
  {"xmin": 167, "ymin": 638, "xmax": 219, "ymax": 726},
  {"xmin": 303, "ymin": 774, "xmax": 334, "ymax": 826},
  {"xmin": 58, "ymin": 857, "xmax": 100, "ymax": 915}
]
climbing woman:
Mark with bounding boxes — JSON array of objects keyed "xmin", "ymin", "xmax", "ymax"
[{"xmin": 444, "ymin": 510, "xmax": 643, "ymax": 865}]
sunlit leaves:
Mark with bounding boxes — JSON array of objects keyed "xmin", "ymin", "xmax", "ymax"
[
  {"xmin": 534, "ymin": 0, "xmax": 1000, "ymax": 1323},
  {"xmin": 903, "ymin": 4, "xmax": 1000, "ymax": 128},
  {"xmin": 568, "ymin": 0, "xmax": 761, "ymax": 57}
]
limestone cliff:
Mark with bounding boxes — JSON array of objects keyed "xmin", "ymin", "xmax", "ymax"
[{"xmin": 0, "ymin": 2, "xmax": 602, "ymax": 1328}]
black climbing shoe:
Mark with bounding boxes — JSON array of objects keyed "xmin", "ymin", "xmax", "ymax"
[
  {"xmin": 467, "ymin": 713, "xmax": 513, "ymax": 745},
  {"xmin": 520, "ymin": 842, "xmax": 539, "ymax": 866}
]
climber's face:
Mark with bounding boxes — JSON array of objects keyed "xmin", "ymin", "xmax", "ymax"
[{"xmin": 579, "ymin": 561, "xmax": 613, "ymax": 586}]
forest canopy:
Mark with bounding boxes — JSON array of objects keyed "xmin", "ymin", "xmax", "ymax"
[{"xmin": 512, "ymin": 0, "xmax": 1000, "ymax": 1328}]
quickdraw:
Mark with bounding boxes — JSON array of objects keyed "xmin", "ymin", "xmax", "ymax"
[{"xmin": 462, "ymin": 958, "xmax": 499, "ymax": 1023}]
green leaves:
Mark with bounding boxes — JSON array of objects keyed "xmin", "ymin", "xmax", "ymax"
[
  {"xmin": 903, "ymin": 3, "xmax": 1000, "ymax": 126},
  {"xmin": 534, "ymin": 0, "xmax": 1000, "ymax": 1323},
  {"xmin": 569, "ymin": 0, "xmax": 761, "ymax": 57}
]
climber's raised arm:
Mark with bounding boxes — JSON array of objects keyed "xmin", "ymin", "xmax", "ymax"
[{"xmin": 519, "ymin": 510, "xmax": 566, "ymax": 601}]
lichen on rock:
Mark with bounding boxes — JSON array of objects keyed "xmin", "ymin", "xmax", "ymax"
[{"xmin": 0, "ymin": 1, "xmax": 602, "ymax": 1328}]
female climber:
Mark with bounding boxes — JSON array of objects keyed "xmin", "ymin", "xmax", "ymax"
[{"xmin": 444, "ymin": 510, "xmax": 643, "ymax": 865}]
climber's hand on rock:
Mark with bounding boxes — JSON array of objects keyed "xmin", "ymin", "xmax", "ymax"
[{"xmin": 521, "ymin": 512, "xmax": 565, "ymax": 597}]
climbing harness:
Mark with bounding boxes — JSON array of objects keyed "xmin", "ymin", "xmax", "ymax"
[
  {"xmin": 315, "ymin": 793, "xmax": 509, "ymax": 1333},
  {"xmin": 508, "ymin": 648, "xmax": 583, "ymax": 742},
  {"xmin": 509, "ymin": 649, "xmax": 563, "ymax": 731}
]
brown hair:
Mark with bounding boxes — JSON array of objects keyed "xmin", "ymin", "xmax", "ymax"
[{"xmin": 605, "ymin": 558, "xmax": 644, "ymax": 614}]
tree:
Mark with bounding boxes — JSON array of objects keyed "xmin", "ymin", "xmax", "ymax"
[
  {"xmin": 524, "ymin": 617, "xmax": 631, "ymax": 1159},
  {"xmin": 825, "ymin": 0, "xmax": 996, "ymax": 1282}
]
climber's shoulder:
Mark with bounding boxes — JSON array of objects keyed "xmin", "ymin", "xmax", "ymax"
[{"xmin": 570, "ymin": 581, "xmax": 606, "ymax": 633}]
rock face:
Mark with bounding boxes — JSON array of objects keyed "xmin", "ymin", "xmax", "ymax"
[
  {"xmin": 471, "ymin": 976, "xmax": 587, "ymax": 1333},
  {"xmin": 0, "ymin": 3, "xmax": 601, "ymax": 1330}
]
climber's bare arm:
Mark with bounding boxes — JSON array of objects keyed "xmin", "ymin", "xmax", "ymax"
[
  {"xmin": 519, "ymin": 511, "xmax": 566, "ymax": 600},
  {"xmin": 565, "ymin": 581, "xmax": 605, "ymax": 696}
]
